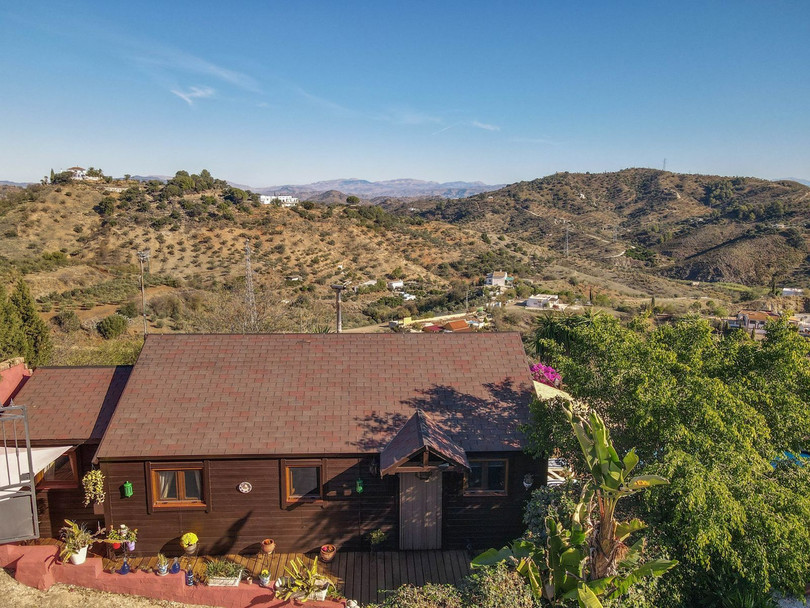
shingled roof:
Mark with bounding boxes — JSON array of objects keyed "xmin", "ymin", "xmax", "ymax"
[
  {"xmin": 380, "ymin": 409, "xmax": 470, "ymax": 476},
  {"xmin": 95, "ymin": 333, "xmax": 532, "ymax": 460},
  {"xmin": 11, "ymin": 366, "xmax": 132, "ymax": 443}
]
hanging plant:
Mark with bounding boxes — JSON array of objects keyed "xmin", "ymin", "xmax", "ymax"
[{"xmin": 81, "ymin": 469, "xmax": 106, "ymax": 507}]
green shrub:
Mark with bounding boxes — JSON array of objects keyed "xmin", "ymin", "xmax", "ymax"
[
  {"xmin": 53, "ymin": 310, "xmax": 81, "ymax": 333},
  {"xmin": 460, "ymin": 563, "xmax": 534, "ymax": 608},
  {"xmin": 97, "ymin": 314, "xmax": 128, "ymax": 339},
  {"xmin": 117, "ymin": 301, "xmax": 139, "ymax": 318},
  {"xmin": 367, "ymin": 583, "xmax": 461, "ymax": 608}
]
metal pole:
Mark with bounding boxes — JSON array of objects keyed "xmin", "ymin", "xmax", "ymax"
[
  {"xmin": 137, "ymin": 250, "xmax": 150, "ymax": 336},
  {"xmin": 331, "ymin": 285, "xmax": 346, "ymax": 333}
]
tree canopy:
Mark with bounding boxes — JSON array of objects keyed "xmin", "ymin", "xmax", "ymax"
[
  {"xmin": 528, "ymin": 314, "xmax": 810, "ymax": 606},
  {"xmin": 4, "ymin": 280, "xmax": 52, "ymax": 367}
]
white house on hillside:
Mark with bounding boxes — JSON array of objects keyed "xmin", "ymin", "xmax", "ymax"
[
  {"xmin": 260, "ymin": 195, "xmax": 299, "ymax": 207},
  {"xmin": 526, "ymin": 294, "xmax": 566, "ymax": 310},
  {"xmin": 486, "ymin": 271, "xmax": 511, "ymax": 287}
]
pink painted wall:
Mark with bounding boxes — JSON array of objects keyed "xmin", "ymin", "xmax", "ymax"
[
  {"xmin": 0, "ymin": 544, "xmax": 347, "ymax": 608},
  {"xmin": 0, "ymin": 359, "xmax": 32, "ymax": 407}
]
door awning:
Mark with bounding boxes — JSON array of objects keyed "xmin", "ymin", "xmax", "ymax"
[
  {"xmin": 379, "ymin": 409, "xmax": 469, "ymax": 476},
  {"xmin": 0, "ymin": 445, "xmax": 72, "ymax": 493}
]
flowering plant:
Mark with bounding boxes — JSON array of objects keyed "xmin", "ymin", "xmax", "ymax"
[
  {"xmin": 81, "ymin": 469, "xmax": 106, "ymax": 506},
  {"xmin": 530, "ymin": 363, "xmax": 561, "ymax": 387},
  {"xmin": 180, "ymin": 532, "xmax": 198, "ymax": 548}
]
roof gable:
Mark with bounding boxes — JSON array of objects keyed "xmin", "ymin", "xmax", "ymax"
[
  {"xmin": 380, "ymin": 409, "xmax": 470, "ymax": 475},
  {"xmin": 95, "ymin": 333, "xmax": 532, "ymax": 459}
]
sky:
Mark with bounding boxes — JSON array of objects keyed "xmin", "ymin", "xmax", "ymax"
[{"xmin": 1, "ymin": 1, "xmax": 808, "ymax": 186}]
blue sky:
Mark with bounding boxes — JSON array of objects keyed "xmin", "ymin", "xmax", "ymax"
[{"xmin": 1, "ymin": 1, "xmax": 808, "ymax": 186}]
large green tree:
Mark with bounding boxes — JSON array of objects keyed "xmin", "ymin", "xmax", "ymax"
[
  {"xmin": 528, "ymin": 314, "xmax": 810, "ymax": 606},
  {"xmin": 9, "ymin": 280, "xmax": 52, "ymax": 367},
  {"xmin": 0, "ymin": 284, "xmax": 26, "ymax": 360}
]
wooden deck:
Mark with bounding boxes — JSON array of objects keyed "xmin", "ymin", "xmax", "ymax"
[{"xmin": 33, "ymin": 539, "xmax": 471, "ymax": 605}]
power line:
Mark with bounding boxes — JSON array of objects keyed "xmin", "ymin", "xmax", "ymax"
[
  {"xmin": 244, "ymin": 239, "xmax": 258, "ymax": 332},
  {"xmin": 136, "ymin": 249, "xmax": 151, "ymax": 336}
]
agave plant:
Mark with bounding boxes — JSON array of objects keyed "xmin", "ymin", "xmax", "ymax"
[{"xmin": 275, "ymin": 557, "xmax": 332, "ymax": 602}]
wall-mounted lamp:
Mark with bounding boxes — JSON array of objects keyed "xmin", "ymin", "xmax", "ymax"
[
  {"xmin": 522, "ymin": 474, "xmax": 534, "ymax": 491},
  {"xmin": 355, "ymin": 478, "xmax": 364, "ymax": 494},
  {"xmin": 122, "ymin": 481, "xmax": 134, "ymax": 498},
  {"xmin": 416, "ymin": 471, "xmax": 433, "ymax": 482}
]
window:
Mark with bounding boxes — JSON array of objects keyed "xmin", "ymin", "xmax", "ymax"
[
  {"xmin": 283, "ymin": 460, "xmax": 323, "ymax": 504},
  {"xmin": 36, "ymin": 449, "xmax": 79, "ymax": 489},
  {"xmin": 464, "ymin": 459, "xmax": 508, "ymax": 496},
  {"xmin": 149, "ymin": 463, "xmax": 205, "ymax": 509}
]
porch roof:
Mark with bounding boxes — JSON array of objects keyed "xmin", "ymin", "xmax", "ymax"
[{"xmin": 379, "ymin": 409, "xmax": 470, "ymax": 476}]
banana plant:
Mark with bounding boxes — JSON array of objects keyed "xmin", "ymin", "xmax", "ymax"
[
  {"xmin": 473, "ymin": 404, "xmax": 676, "ymax": 607},
  {"xmin": 564, "ymin": 404, "xmax": 669, "ymax": 579}
]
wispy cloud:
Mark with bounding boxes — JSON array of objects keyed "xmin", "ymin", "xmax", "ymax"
[
  {"xmin": 377, "ymin": 106, "xmax": 442, "ymax": 126},
  {"xmin": 291, "ymin": 86, "xmax": 356, "ymax": 116},
  {"xmin": 133, "ymin": 47, "xmax": 260, "ymax": 94},
  {"xmin": 432, "ymin": 122, "xmax": 463, "ymax": 135},
  {"xmin": 472, "ymin": 120, "xmax": 500, "ymax": 132},
  {"xmin": 510, "ymin": 136, "xmax": 556, "ymax": 145},
  {"xmin": 171, "ymin": 86, "xmax": 215, "ymax": 106}
]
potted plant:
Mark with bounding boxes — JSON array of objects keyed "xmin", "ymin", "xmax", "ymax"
[
  {"xmin": 258, "ymin": 569, "xmax": 271, "ymax": 587},
  {"xmin": 275, "ymin": 557, "xmax": 333, "ymax": 602},
  {"xmin": 59, "ymin": 519, "xmax": 103, "ymax": 565},
  {"xmin": 156, "ymin": 553, "xmax": 169, "ymax": 576},
  {"xmin": 81, "ymin": 469, "xmax": 106, "ymax": 508},
  {"xmin": 261, "ymin": 538, "xmax": 275, "ymax": 554},
  {"xmin": 107, "ymin": 524, "xmax": 137, "ymax": 551},
  {"xmin": 320, "ymin": 544, "xmax": 336, "ymax": 563},
  {"xmin": 365, "ymin": 528, "xmax": 387, "ymax": 553},
  {"xmin": 180, "ymin": 532, "xmax": 198, "ymax": 555},
  {"xmin": 204, "ymin": 558, "xmax": 243, "ymax": 587}
]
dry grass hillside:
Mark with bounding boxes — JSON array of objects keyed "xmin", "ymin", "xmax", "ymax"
[{"xmin": 396, "ymin": 169, "xmax": 810, "ymax": 286}]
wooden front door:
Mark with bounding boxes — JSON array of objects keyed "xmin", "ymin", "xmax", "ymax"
[{"xmin": 399, "ymin": 472, "xmax": 442, "ymax": 550}]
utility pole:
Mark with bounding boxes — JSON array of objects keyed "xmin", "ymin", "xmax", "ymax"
[
  {"xmin": 663, "ymin": 158, "xmax": 667, "ymax": 172},
  {"xmin": 556, "ymin": 218, "xmax": 571, "ymax": 258},
  {"xmin": 244, "ymin": 239, "xmax": 258, "ymax": 332},
  {"xmin": 136, "ymin": 249, "xmax": 151, "ymax": 336},
  {"xmin": 331, "ymin": 284, "xmax": 347, "ymax": 333}
]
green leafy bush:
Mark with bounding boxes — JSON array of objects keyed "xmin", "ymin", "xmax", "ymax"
[
  {"xmin": 460, "ymin": 563, "xmax": 534, "ymax": 608},
  {"xmin": 367, "ymin": 583, "xmax": 462, "ymax": 608},
  {"xmin": 97, "ymin": 314, "xmax": 128, "ymax": 339},
  {"xmin": 53, "ymin": 310, "xmax": 81, "ymax": 333}
]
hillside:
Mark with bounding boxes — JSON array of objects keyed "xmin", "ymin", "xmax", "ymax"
[
  {"xmin": 0, "ymin": 172, "xmax": 562, "ymax": 363},
  {"xmin": 394, "ymin": 168, "xmax": 810, "ymax": 286}
]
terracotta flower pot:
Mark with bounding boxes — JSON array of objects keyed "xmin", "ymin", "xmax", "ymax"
[
  {"xmin": 261, "ymin": 539, "xmax": 275, "ymax": 554},
  {"xmin": 184, "ymin": 542, "xmax": 197, "ymax": 555},
  {"xmin": 320, "ymin": 544, "xmax": 336, "ymax": 563}
]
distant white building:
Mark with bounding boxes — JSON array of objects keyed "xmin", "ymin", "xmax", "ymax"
[
  {"xmin": 67, "ymin": 166, "xmax": 86, "ymax": 180},
  {"xmin": 260, "ymin": 194, "xmax": 299, "ymax": 207},
  {"xmin": 526, "ymin": 294, "xmax": 566, "ymax": 310},
  {"xmin": 486, "ymin": 271, "xmax": 511, "ymax": 287},
  {"xmin": 782, "ymin": 288, "xmax": 804, "ymax": 297},
  {"xmin": 387, "ymin": 280, "xmax": 405, "ymax": 291}
]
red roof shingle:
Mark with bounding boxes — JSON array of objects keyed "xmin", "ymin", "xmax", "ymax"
[
  {"xmin": 95, "ymin": 333, "xmax": 532, "ymax": 459},
  {"xmin": 11, "ymin": 366, "xmax": 132, "ymax": 443}
]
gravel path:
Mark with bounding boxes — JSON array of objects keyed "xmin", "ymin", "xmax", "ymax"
[{"xmin": 0, "ymin": 568, "xmax": 210, "ymax": 608}]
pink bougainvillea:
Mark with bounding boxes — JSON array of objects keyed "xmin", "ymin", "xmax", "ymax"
[{"xmin": 530, "ymin": 363, "xmax": 561, "ymax": 387}]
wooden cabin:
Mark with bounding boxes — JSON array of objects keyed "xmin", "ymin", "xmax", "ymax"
[{"xmin": 15, "ymin": 333, "xmax": 543, "ymax": 555}]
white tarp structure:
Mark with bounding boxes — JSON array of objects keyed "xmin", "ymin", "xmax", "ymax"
[
  {"xmin": 0, "ymin": 406, "xmax": 68, "ymax": 542},
  {"xmin": 0, "ymin": 445, "xmax": 72, "ymax": 493}
]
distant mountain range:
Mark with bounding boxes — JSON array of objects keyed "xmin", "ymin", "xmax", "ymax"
[
  {"xmin": 777, "ymin": 177, "xmax": 810, "ymax": 187},
  {"xmin": 250, "ymin": 178, "xmax": 503, "ymax": 199}
]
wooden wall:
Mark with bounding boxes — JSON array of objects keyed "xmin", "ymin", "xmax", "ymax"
[
  {"xmin": 37, "ymin": 444, "xmax": 103, "ymax": 538},
  {"xmin": 442, "ymin": 452, "xmax": 545, "ymax": 551},
  {"xmin": 100, "ymin": 456, "xmax": 398, "ymax": 555},
  {"xmin": 98, "ymin": 452, "xmax": 544, "ymax": 555}
]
